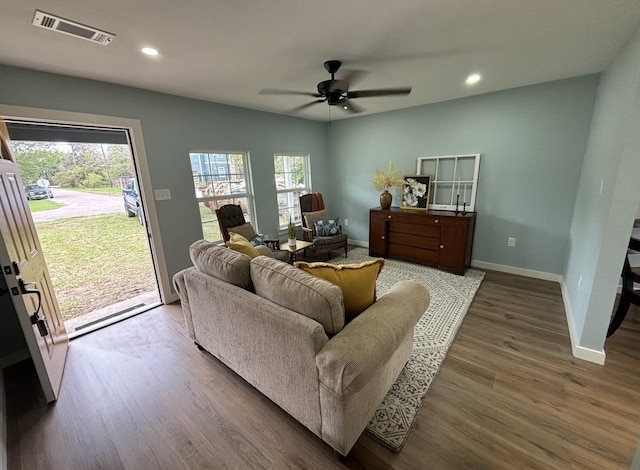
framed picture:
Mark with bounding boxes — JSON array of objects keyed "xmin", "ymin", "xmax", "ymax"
[{"xmin": 401, "ymin": 175, "xmax": 432, "ymax": 210}]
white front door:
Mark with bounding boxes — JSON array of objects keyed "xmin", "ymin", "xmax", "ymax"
[{"xmin": 0, "ymin": 120, "xmax": 68, "ymax": 403}]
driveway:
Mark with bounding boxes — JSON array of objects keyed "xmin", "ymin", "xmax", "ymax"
[{"xmin": 32, "ymin": 188, "xmax": 124, "ymax": 222}]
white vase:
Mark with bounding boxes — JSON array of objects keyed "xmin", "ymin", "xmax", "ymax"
[{"xmin": 288, "ymin": 238, "xmax": 297, "ymax": 247}]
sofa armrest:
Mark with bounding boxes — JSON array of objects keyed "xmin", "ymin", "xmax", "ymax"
[
  {"xmin": 173, "ymin": 268, "xmax": 195, "ymax": 339},
  {"xmin": 316, "ymin": 280, "xmax": 430, "ymax": 397}
]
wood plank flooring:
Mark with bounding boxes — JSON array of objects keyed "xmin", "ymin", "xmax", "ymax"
[{"xmin": 6, "ymin": 269, "xmax": 640, "ymax": 469}]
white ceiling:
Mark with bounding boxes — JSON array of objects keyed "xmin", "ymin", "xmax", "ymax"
[{"xmin": 2, "ymin": 0, "xmax": 640, "ymax": 122}]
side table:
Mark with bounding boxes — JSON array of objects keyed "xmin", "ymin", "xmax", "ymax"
[{"xmin": 280, "ymin": 240, "xmax": 314, "ymax": 264}]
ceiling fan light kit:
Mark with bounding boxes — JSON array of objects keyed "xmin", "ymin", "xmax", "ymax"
[{"xmin": 260, "ymin": 59, "xmax": 411, "ymax": 115}]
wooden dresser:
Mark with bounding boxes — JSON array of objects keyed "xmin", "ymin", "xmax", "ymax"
[{"xmin": 369, "ymin": 207, "xmax": 475, "ymax": 275}]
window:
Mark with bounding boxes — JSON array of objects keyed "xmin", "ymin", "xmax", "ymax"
[
  {"xmin": 274, "ymin": 154, "xmax": 310, "ymax": 229},
  {"xmin": 190, "ymin": 151, "xmax": 254, "ymax": 242}
]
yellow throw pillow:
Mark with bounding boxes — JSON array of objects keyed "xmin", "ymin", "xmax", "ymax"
[
  {"xmin": 226, "ymin": 232, "xmax": 260, "ymax": 259},
  {"xmin": 295, "ymin": 258, "xmax": 384, "ymax": 322}
]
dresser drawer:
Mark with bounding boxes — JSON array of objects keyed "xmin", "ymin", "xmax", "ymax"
[
  {"xmin": 388, "ymin": 231, "xmax": 440, "ymax": 250},
  {"xmin": 389, "ymin": 221, "xmax": 440, "ymax": 238},
  {"xmin": 388, "ymin": 243, "xmax": 440, "ymax": 264},
  {"xmin": 384, "ymin": 212, "xmax": 445, "ymax": 226}
]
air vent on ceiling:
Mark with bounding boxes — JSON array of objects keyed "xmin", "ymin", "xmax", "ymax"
[{"xmin": 32, "ymin": 10, "xmax": 115, "ymax": 45}]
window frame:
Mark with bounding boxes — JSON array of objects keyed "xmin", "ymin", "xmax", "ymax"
[
  {"xmin": 274, "ymin": 153, "xmax": 311, "ymax": 230},
  {"xmin": 190, "ymin": 150, "xmax": 256, "ymax": 243},
  {"xmin": 416, "ymin": 154, "xmax": 481, "ymax": 212}
]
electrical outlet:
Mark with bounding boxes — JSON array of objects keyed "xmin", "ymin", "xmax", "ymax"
[
  {"xmin": 344, "ymin": 218, "xmax": 349, "ymax": 226},
  {"xmin": 507, "ymin": 237, "xmax": 516, "ymax": 247},
  {"xmin": 154, "ymin": 188, "xmax": 172, "ymax": 201},
  {"xmin": 578, "ymin": 275, "xmax": 583, "ymax": 290}
]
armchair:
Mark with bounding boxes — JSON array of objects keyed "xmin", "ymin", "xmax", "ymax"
[
  {"xmin": 215, "ymin": 204, "xmax": 289, "ymax": 262},
  {"xmin": 300, "ymin": 193, "xmax": 348, "ymax": 260}
]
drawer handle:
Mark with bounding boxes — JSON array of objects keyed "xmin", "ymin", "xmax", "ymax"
[
  {"xmin": 387, "ymin": 215, "xmax": 392, "ymax": 219},
  {"xmin": 381, "ymin": 236, "xmax": 386, "ymax": 240},
  {"xmin": 440, "ymin": 244, "xmax": 445, "ymax": 249},
  {"xmin": 434, "ymin": 219, "xmax": 440, "ymax": 223}
]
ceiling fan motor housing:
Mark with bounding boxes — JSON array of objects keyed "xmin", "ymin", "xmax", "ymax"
[{"xmin": 317, "ymin": 80, "xmax": 347, "ymax": 105}]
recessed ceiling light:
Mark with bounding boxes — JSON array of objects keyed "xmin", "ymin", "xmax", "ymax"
[
  {"xmin": 465, "ymin": 73, "xmax": 481, "ymax": 85},
  {"xmin": 141, "ymin": 47, "xmax": 159, "ymax": 56}
]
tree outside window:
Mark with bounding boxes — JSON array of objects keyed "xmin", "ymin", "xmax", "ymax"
[{"xmin": 274, "ymin": 154, "xmax": 310, "ymax": 229}]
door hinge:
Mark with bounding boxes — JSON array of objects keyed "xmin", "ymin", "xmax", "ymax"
[
  {"xmin": 3, "ymin": 265, "xmax": 11, "ymax": 275},
  {"xmin": 12, "ymin": 261, "xmax": 20, "ymax": 275}
]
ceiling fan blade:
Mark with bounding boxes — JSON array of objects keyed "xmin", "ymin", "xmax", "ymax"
[
  {"xmin": 260, "ymin": 88, "xmax": 322, "ymax": 98},
  {"xmin": 341, "ymin": 99, "xmax": 365, "ymax": 114},
  {"xmin": 346, "ymin": 87, "xmax": 412, "ymax": 99},
  {"xmin": 288, "ymin": 99, "xmax": 326, "ymax": 113}
]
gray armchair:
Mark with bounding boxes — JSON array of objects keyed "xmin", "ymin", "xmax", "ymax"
[
  {"xmin": 215, "ymin": 204, "xmax": 289, "ymax": 262},
  {"xmin": 300, "ymin": 193, "xmax": 348, "ymax": 260}
]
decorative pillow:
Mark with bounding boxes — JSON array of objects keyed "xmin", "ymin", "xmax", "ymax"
[
  {"xmin": 250, "ymin": 256, "xmax": 345, "ymax": 335},
  {"xmin": 228, "ymin": 222, "xmax": 256, "ymax": 241},
  {"xmin": 313, "ymin": 218, "xmax": 340, "ymax": 237},
  {"xmin": 250, "ymin": 234, "xmax": 265, "ymax": 246},
  {"xmin": 303, "ymin": 209, "xmax": 328, "ymax": 235},
  {"xmin": 189, "ymin": 239, "xmax": 252, "ymax": 289},
  {"xmin": 295, "ymin": 259, "xmax": 385, "ymax": 322},
  {"xmin": 226, "ymin": 233, "xmax": 261, "ymax": 259}
]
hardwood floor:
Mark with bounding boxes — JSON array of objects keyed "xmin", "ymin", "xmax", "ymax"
[{"xmin": 6, "ymin": 269, "xmax": 640, "ymax": 469}]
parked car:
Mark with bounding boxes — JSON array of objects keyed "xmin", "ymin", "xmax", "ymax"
[
  {"xmin": 123, "ymin": 178, "xmax": 143, "ymax": 225},
  {"xmin": 25, "ymin": 184, "xmax": 53, "ymax": 200}
]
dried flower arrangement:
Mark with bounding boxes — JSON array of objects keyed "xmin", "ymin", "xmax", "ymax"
[{"xmin": 371, "ymin": 162, "xmax": 405, "ymax": 192}]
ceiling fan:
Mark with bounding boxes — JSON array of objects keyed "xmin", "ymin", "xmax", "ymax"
[{"xmin": 259, "ymin": 60, "xmax": 411, "ymax": 114}]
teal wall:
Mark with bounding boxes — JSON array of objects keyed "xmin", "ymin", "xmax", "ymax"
[
  {"xmin": 564, "ymin": 26, "xmax": 640, "ymax": 351},
  {"xmin": 327, "ymin": 76, "xmax": 599, "ymax": 274},
  {"xmin": 0, "ymin": 64, "xmax": 328, "ymax": 288}
]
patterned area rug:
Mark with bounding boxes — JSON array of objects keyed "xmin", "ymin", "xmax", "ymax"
[{"xmin": 329, "ymin": 248, "xmax": 485, "ymax": 452}]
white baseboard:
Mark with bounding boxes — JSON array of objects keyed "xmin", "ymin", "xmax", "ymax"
[
  {"xmin": 0, "ymin": 349, "xmax": 29, "ymax": 370},
  {"xmin": 470, "ymin": 260, "xmax": 562, "ymax": 282},
  {"xmin": 559, "ymin": 279, "xmax": 606, "ymax": 365},
  {"xmin": 469, "ymin": 260, "xmax": 607, "ymax": 365},
  {"xmin": 352, "ymin": 251, "xmax": 606, "ymax": 364},
  {"xmin": 347, "ymin": 239, "xmax": 368, "ymax": 248}
]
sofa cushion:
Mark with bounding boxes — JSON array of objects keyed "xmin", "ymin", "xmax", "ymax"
[
  {"xmin": 228, "ymin": 222, "xmax": 257, "ymax": 241},
  {"xmin": 250, "ymin": 256, "xmax": 345, "ymax": 335},
  {"xmin": 189, "ymin": 239, "xmax": 252, "ymax": 289},
  {"xmin": 226, "ymin": 233, "xmax": 261, "ymax": 259},
  {"xmin": 295, "ymin": 259, "xmax": 385, "ymax": 322}
]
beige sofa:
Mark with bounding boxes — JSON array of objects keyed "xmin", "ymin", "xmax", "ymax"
[{"xmin": 173, "ymin": 240, "xmax": 430, "ymax": 456}]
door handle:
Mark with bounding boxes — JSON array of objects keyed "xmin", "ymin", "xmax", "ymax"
[{"xmin": 18, "ymin": 279, "xmax": 48, "ymax": 337}]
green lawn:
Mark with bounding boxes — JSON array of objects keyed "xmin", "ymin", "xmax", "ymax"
[
  {"xmin": 28, "ymin": 199, "xmax": 63, "ymax": 212},
  {"xmin": 36, "ymin": 213, "xmax": 156, "ymax": 321},
  {"xmin": 199, "ymin": 202, "xmax": 222, "ymax": 241},
  {"xmin": 64, "ymin": 186, "xmax": 122, "ymax": 196}
]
